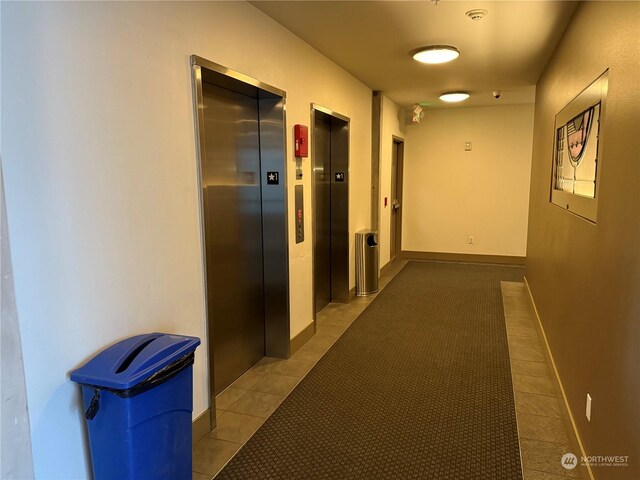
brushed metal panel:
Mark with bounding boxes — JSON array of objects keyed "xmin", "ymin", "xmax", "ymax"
[
  {"xmin": 329, "ymin": 116, "xmax": 350, "ymax": 303},
  {"xmin": 259, "ymin": 96, "xmax": 290, "ymax": 359},
  {"xmin": 312, "ymin": 108, "xmax": 350, "ymax": 312},
  {"xmin": 371, "ymin": 91, "xmax": 382, "ymax": 231},
  {"xmin": 390, "ymin": 140, "xmax": 398, "ymax": 260},
  {"xmin": 295, "ymin": 184, "xmax": 304, "ymax": 244},
  {"xmin": 313, "ymin": 113, "xmax": 332, "ymax": 313},
  {"xmin": 192, "ymin": 55, "xmax": 287, "ymax": 99},
  {"xmin": 356, "ymin": 230, "xmax": 379, "ymax": 296},
  {"xmin": 392, "ymin": 137, "xmax": 405, "ymax": 261},
  {"xmin": 310, "ymin": 103, "xmax": 350, "ymax": 123},
  {"xmin": 201, "ymin": 83, "xmax": 265, "ymax": 395},
  {"xmin": 192, "ymin": 57, "xmax": 291, "ymax": 424},
  {"xmin": 191, "ymin": 65, "xmax": 217, "ymax": 429}
]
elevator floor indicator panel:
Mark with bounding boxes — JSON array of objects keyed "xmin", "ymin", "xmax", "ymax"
[{"xmin": 267, "ymin": 171, "xmax": 279, "ymax": 185}]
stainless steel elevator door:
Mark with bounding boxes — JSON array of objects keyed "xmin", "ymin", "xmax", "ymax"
[
  {"xmin": 390, "ymin": 140, "xmax": 399, "ymax": 260},
  {"xmin": 202, "ymin": 83, "xmax": 265, "ymax": 394},
  {"xmin": 314, "ymin": 114, "xmax": 332, "ymax": 313}
]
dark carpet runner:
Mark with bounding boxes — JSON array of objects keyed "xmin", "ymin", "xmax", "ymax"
[{"xmin": 216, "ymin": 261, "xmax": 524, "ymax": 479}]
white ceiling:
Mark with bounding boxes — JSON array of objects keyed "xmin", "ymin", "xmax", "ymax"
[{"xmin": 251, "ymin": 0, "xmax": 578, "ymax": 109}]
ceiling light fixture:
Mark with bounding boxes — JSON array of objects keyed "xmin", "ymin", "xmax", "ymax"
[
  {"xmin": 411, "ymin": 45, "xmax": 460, "ymax": 64},
  {"xmin": 439, "ymin": 92, "xmax": 470, "ymax": 103}
]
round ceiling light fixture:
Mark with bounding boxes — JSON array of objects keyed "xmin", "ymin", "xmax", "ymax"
[
  {"xmin": 439, "ymin": 92, "xmax": 470, "ymax": 103},
  {"xmin": 411, "ymin": 45, "xmax": 460, "ymax": 64}
]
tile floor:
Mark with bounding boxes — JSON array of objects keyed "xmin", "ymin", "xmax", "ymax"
[
  {"xmin": 193, "ymin": 262, "xmax": 587, "ymax": 480},
  {"xmin": 502, "ymin": 281, "xmax": 588, "ymax": 480}
]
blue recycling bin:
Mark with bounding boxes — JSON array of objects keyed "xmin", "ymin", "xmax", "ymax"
[{"xmin": 70, "ymin": 333, "xmax": 200, "ymax": 480}]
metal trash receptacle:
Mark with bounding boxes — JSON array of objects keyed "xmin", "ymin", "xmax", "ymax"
[
  {"xmin": 70, "ymin": 333, "xmax": 200, "ymax": 480},
  {"xmin": 356, "ymin": 229, "xmax": 379, "ymax": 296}
]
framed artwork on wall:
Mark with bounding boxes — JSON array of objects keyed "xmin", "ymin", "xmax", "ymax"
[{"xmin": 550, "ymin": 70, "xmax": 608, "ymax": 222}]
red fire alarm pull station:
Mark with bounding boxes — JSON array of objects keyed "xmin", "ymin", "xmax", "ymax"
[{"xmin": 294, "ymin": 124, "xmax": 308, "ymax": 158}]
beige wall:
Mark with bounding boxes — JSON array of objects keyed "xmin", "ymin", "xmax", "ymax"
[
  {"xmin": 1, "ymin": 1, "xmax": 371, "ymax": 477},
  {"xmin": 378, "ymin": 95, "xmax": 405, "ymax": 268},
  {"xmin": 402, "ymin": 104, "xmax": 533, "ymax": 257},
  {"xmin": 526, "ymin": 2, "xmax": 640, "ymax": 479}
]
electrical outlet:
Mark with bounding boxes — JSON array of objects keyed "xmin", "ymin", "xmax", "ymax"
[
  {"xmin": 468, "ymin": 236, "xmax": 475, "ymax": 245},
  {"xmin": 586, "ymin": 394, "xmax": 592, "ymax": 422}
]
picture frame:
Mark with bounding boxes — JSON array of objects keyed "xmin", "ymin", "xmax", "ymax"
[{"xmin": 550, "ymin": 70, "xmax": 608, "ymax": 223}]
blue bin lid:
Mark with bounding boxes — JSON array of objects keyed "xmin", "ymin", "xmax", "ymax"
[{"xmin": 70, "ymin": 333, "xmax": 200, "ymax": 390}]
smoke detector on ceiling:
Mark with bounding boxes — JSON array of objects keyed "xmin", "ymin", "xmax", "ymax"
[{"xmin": 466, "ymin": 9, "xmax": 488, "ymax": 21}]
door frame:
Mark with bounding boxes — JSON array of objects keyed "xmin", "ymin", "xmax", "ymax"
[
  {"xmin": 310, "ymin": 103, "xmax": 350, "ymax": 323},
  {"xmin": 191, "ymin": 55, "xmax": 291, "ymax": 429},
  {"xmin": 390, "ymin": 135, "xmax": 405, "ymax": 262}
]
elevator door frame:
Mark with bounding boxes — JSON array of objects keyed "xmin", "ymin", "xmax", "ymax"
[
  {"xmin": 191, "ymin": 55, "xmax": 291, "ymax": 429},
  {"xmin": 310, "ymin": 103, "xmax": 350, "ymax": 321},
  {"xmin": 390, "ymin": 136, "xmax": 405, "ymax": 262}
]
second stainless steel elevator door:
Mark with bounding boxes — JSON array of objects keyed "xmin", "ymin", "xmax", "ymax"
[
  {"xmin": 314, "ymin": 114, "xmax": 332, "ymax": 313},
  {"xmin": 313, "ymin": 108, "xmax": 349, "ymax": 315},
  {"xmin": 202, "ymin": 83, "xmax": 265, "ymax": 395}
]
